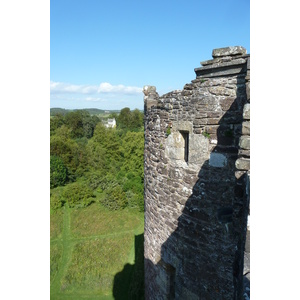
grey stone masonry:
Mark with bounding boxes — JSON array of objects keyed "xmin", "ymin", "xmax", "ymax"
[
  {"xmin": 144, "ymin": 46, "xmax": 250, "ymax": 300},
  {"xmin": 212, "ymin": 46, "xmax": 247, "ymax": 58}
]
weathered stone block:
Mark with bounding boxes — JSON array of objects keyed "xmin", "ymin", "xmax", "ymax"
[
  {"xmin": 207, "ymin": 118, "xmax": 221, "ymax": 125},
  {"xmin": 245, "ymin": 70, "xmax": 250, "ymax": 81},
  {"xmin": 246, "ymin": 82, "xmax": 250, "ymax": 100},
  {"xmin": 200, "ymin": 58, "xmax": 221, "ymax": 66},
  {"xmin": 189, "ymin": 134, "xmax": 209, "ymax": 164},
  {"xmin": 143, "ymin": 85, "xmax": 157, "ymax": 95},
  {"xmin": 219, "ymin": 96, "xmax": 236, "ymax": 111},
  {"xmin": 206, "ymin": 111, "xmax": 222, "ymax": 118},
  {"xmin": 157, "ymin": 165, "xmax": 168, "ymax": 175},
  {"xmin": 242, "ymin": 121, "xmax": 250, "ymax": 135},
  {"xmin": 208, "ymin": 86, "xmax": 236, "ymax": 97},
  {"xmin": 183, "ymin": 83, "xmax": 193, "ymax": 90},
  {"xmin": 204, "ymin": 125, "xmax": 219, "ymax": 134},
  {"xmin": 235, "ymin": 158, "xmax": 250, "ymax": 170},
  {"xmin": 145, "ymin": 99, "xmax": 158, "ymax": 109},
  {"xmin": 168, "ymin": 167, "xmax": 184, "ymax": 180},
  {"xmin": 182, "ymin": 90, "xmax": 193, "ymax": 96},
  {"xmin": 239, "ymin": 136, "xmax": 250, "ymax": 150},
  {"xmin": 243, "ymin": 103, "xmax": 250, "ymax": 120},
  {"xmin": 201, "ymin": 56, "xmax": 238, "ymax": 66},
  {"xmin": 235, "ymin": 170, "xmax": 247, "ymax": 179},
  {"xmin": 212, "ymin": 46, "xmax": 247, "ymax": 58},
  {"xmin": 195, "ymin": 59, "xmax": 247, "ymax": 78},
  {"xmin": 193, "ymin": 118, "xmax": 207, "ymax": 125},
  {"xmin": 238, "ymin": 149, "xmax": 250, "ymax": 157},
  {"xmin": 172, "ymin": 121, "xmax": 193, "ymax": 133}
]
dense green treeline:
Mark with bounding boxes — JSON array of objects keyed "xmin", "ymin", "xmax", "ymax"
[
  {"xmin": 50, "ymin": 108, "xmax": 144, "ymax": 212},
  {"xmin": 50, "ymin": 107, "xmax": 120, "ymax": 117}
]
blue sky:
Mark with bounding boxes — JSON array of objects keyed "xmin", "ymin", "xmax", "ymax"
[{"xmin": 51, "ymin": 0, "xmax": 250, "ymax": 110}]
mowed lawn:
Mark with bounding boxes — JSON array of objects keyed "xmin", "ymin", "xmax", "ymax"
[{"xmin": 50, "ymin": 203, "xmax": 144, "ymax": 300}]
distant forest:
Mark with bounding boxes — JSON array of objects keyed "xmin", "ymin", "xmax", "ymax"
[
  {"xmin": 50, "ymin": 107, "xmax": 144, "ymax": 211},
  {"xmin": 50, "ymin": 107, "xmax": 122, "ymax": 117}
]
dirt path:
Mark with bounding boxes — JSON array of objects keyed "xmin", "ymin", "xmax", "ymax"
[{"xmin": 51, "ymin": 204, "xmax": 73, "ymax": 299}]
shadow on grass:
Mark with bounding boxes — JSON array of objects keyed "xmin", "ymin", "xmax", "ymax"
[{"xmin": 113, "ymin": 234, "xmax": 144, "ymax": 300}]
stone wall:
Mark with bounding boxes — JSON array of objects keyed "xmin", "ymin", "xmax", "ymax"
[{"xmin": 144, "ymin": 46, "xmax": 250, "ymax": 299}]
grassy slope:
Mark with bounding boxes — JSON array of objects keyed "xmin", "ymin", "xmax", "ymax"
[{"xmin": 50, "ymin": 203, "xmax": 144, "ymax": 299}]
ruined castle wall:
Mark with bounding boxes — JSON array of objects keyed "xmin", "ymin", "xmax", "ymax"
[{"xmin": 144, "ymin": 47, "xmax": 250, "ymax": 299}]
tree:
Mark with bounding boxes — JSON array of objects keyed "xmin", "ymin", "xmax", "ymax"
[
  {"xmin": 116, "ymin": 107, "xmax": 143, "ymax": 131},
  {"xmin": 54, "ymin": 124, "xmax": 72, "ymax": 139},
  {"xmin": 131, "ymin": 109, "xmax": 144, "ymax": 130},
  {"xmin": 50, "ymin": 135, "xmax": 86, "ymax": 180},
  {"xmin": 118, "ymin": 131, "xmax": 144, "ymax": 211},
  {"xmin": 50, "ymin": 191, "xmax": 64, "ymax": 210},
  {"xmin": 62, "ymin": 181, "xmax": 95, "ymax": 208},
  {"xmin": 91, "ymin": 123, "xmax": 122, "ymax": 169},
  {"xmin": 120, "ymin": 131, "xmax": 144, "ymax": 178},
  {"xmin": 100, "ymin": 183, "xmax": 127, "ymax": 210},
  {"xmin": 86, "ymin": 140, "xmax": 107, "ymax": 171},
  {"xmin": 117, "ymin": 107, "xmax": 132, "ymax": 129},
  {"xmin": 108, "ymin": 112, "xmax": 118, "ymax": 120},
  {"xmin": 50, "ymin": 113, "xmax": 65, "ymax": 136},
  {"xmin": 65, "ymin": 110, "xmax": 84, "ymax": 138},
  {"xmin": 83, "ymin": 114, "xmax": 100, "ymax": 139},
  {"xmin": 50, "ymin": 155, "xmax": 68, "ymax": 188}
]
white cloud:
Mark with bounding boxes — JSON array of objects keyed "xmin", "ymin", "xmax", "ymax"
[
  {"xmin": 97, "ymin": 82, "xmax": 142, "ymax": 94},
  {"xmin": 50, "ymin": 81, "xmax": 144, "ymax": 110},
  {"xmin": 50, "ymin": 81, "xmax": 142, "ymax": 95},
  {"xmin": 85, "ymin": 97, "xmax": 105, "ymax": 102},
  {"xmin": 50, "ymin": 81, "xmax": 84, "ymax": 93}
]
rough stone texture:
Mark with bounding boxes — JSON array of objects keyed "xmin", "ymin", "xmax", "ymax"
[
  {"xmin": 246, "ymin": 82, "xmax": 250, "ymax": 101},
  {"xmin": 212, "ymin": 46, "xmax": 247, "ymax": 58},
  {"xmin": 235, "ymin": 158, "xmax": 250, "ymax": 170},
  {"xmin": 242, "ymin": 121, "xmax": 250, "ymax": 135},
  {"xmin": 243, "ymin": 104, "xmax": 250, "ymax": 120},
  {"xmin": 143, "ymin": 85, "xmax": 159, "ymax": 110},
  {"xmin": 239, "ymin": 54, "xmax": 250, "ymax": 298},
  {"xmin": 239, "ymin": 136, "xmax": 250, "ymax": 150},
  {"xmin": 144, "ymin": 47, "xmax": 250, "ymax": 300},
  {"xmin": 195, "ymin": 58, "xmax": 247, "ymax": 78}
]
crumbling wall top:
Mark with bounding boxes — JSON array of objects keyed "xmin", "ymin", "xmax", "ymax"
[
  {"xmin": 143, "ymin": 85, "xmax": 159, "ymax": 110},
  {"xmin": 195, "ymin": 46, "xmax": 249, "ymax": 78},
  {"xmin": 212, "ymin": 46, "xmax": 247, "ymax": 58}
]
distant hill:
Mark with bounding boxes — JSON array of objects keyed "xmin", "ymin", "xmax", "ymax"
[
  {"xmin": 50, "ymin": 108, "xmax": 120, "ymax": 116},
  {"xmin": 50, "ymin": 108, "xmax": 69, "ymax": 116}
]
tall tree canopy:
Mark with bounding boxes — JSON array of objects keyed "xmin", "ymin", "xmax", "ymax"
[
  {"xmin": 50, "ymin": 108, "xmax": 145, "ymax": 211},
  {"xmin": 50, "ymin": 155, "xmax": 68, "ymax": 188},
  {"xmin": 116, "ymin": 107, "xmax": 143, "ymax": 131}
]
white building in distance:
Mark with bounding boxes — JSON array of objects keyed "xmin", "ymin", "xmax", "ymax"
[{"xmin": 104, "ymin": 118, "xmax": 116, "ymax": 128}]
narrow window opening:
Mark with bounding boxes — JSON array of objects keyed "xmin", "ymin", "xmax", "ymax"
[
  {"xmin": 180, "ymin": 131, "xmax": 189, "ymax": 163},
  {"xmin": 166, "ymin": 264, "xmax": 176, "ymax": 299}
]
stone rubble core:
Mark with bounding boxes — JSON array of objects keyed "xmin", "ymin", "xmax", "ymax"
[{"xmin": 143, "ymin": 46, "xmax": 250, "ymax": 300}]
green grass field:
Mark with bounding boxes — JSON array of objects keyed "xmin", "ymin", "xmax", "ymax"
[{"xmin": 50, "ymin": 203, "xmax": 144, "ymax": 300}]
